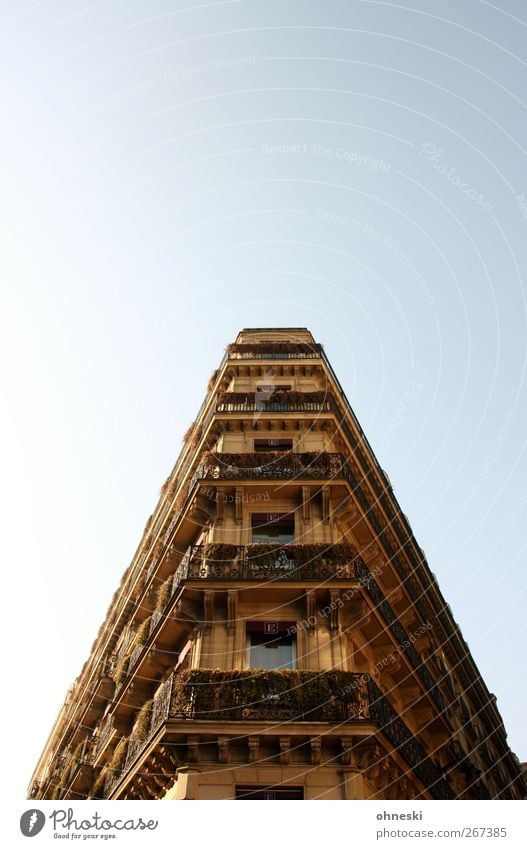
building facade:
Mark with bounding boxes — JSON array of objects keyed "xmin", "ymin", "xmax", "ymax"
[{"xmin": 29, "ymin": 328, "xmax": 524, "ymax": 800}]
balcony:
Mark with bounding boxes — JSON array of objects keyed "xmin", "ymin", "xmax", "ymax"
[
  {"xmin": 103, "ymin": 675, "xmax": 174, "ymax": 798},
  {"xmin": 185, "ymin": 542, "xmax": 360, "ymax": 581},
  {"xmin": 197, "ymin": 451, "xmax": 350, "ymax": 482},
  {"xmin": 226, "ymin": 342, "xmax": 322, "ymax": 359},
  {"xmin": 110, "ymin": 541, "xmax": 446, "ymax": 717},
  {"xmin": 172, "ymin": 668, "xmax": 369, "ymax": 722},
  {"xmin": 215, "ymin": 391, "xmax": 335, "ymax": 414},
  {"xmin": 100, "ymin": 669, "xmax": 453, "ymax": 800}
]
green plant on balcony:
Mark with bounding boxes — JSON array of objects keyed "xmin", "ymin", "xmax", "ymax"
[
  {"xmin": 134, "ymin": 616, "xmax": 152, "ymax": 647},
  {"xmin": 226, "ymin": 342, "xmax": 322, "ymax": 355},
  {"xmin": 132, "ymin": 699, "xmax": 153, "ymax": 740},
  {"xmin": 171, "ymin": 669, "xmax": 364, "ymax": 720},
  {"xmin": 246, "ymin": 542, "xmax": 356, "ymax": 569},
  {"xmin": 106, "ymin": 739, "xmax": 128, "ymax": 780},
  {"xmin": 183, "ymin": 422, "xmax": 202, "ymax": 448},
  {"xmin": 151, "ymin": 540, "xmax": 164, "ymax": 561},
  {"xmin": 205, "ymin": 543, "xmax": 240, "ymax": 563},
  {"xmin": 216, "ymin": 390, "xmax": 328, "ymax": 406},
  {"xmin": 91, "ymin": 738, "xmax": 127, "ymax": 797},
  {"xmin": 207, "ymin": 369, "xmax": 219, "ymax": 391},
  {"xmin": 174, "ymin": 482, "xmax": 189, "ymax": 512},
  {"xmin": 112, "ymin": 654, "xmax": 129, "ymax": 686},
  {"xmin": 155, "ymin": 577, "xmax": 172, "ymax": 611},
  {"xmin": 91, "ymin": 767, "xmax": 107, "ymax": 798}
]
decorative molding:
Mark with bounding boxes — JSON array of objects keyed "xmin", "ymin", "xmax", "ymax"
[
  {"xmin": 248, "ymin": 737, "xmax": 259, "ymax": 763},
  {"xmin": 217, "ymin": 737, "xmax": 229, "ymax": 764},
  {"xmin": 305, "ymin": 591, "xmax": 316, "ymax": 632},
  {"xmin": 310, "ymin": 737, "xmax": 322, "ymax": 765},
  {"xmin": 227, "ymin": 591, "xmax": 238, "ymax": 634},
  {"xmin": 279, "ymin": 737, "xmax": 291, "ymax": 765},
  {"xmin": 187, "ymin": 737, "xmax": 199, "ymax": 763},
  {"xmin": 203, "ymin": 591, "xmax": 214, "ymax": 634},
  {"xmin": 301, "ymin": 486, "xmax": 311, "ymax": 522}
]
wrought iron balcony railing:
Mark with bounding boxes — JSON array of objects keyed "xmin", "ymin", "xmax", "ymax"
[
  {"xmin": 184, "ymin": 542, "xmax": 359, "ymax": 581},
  {"xmin": 215, "ymin": 391, "xmax": 335, "ymax": 414},
  {"xmin": 182, "ymin": 544, "xmax": 444, "ymax": 713},
  {"xmin": 101, "ymin": 669, "xmax": 453, "ymax": 800},
  {"xmin": 226, "ymin": 342, "xmax": 322, "ymax": 359},
  {"xmin": 93, "ymin": 714, "xmax": 116, "ymax": 760},
  {"xmin": 109, "ymin": 541, "xmax": 445, "ymax": 718},
  {"xmin": 102, "ymin": 675, "xmax": 174, "ymax": 798},
  {"xmin": 197, "ymin": 451, "xmax": 350, "ymax": 482}
]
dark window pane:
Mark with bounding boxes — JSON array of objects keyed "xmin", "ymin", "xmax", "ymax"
[
  {"xmin": 249, "ymin": 633, "xmax": 295, "ymax": 669},
  {"xmin": 236, "ymin": 786, "xmax": 303, "ymax": 799},
  {"xmin": 251, "ymin": 513, "xmax": 294, "ymax": 544},
  {"xmin": 254, "ymin": 438, "xmax": 293, "ymax": 452}
]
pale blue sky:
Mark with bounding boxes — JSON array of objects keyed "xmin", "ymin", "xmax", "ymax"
[{"xmin": 1, "ymin": 0, "xmax": 526, "ymax": 799}]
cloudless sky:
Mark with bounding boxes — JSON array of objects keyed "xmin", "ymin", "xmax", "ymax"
[{"xmin": 1, "ymin": 0, "xmax": 526, "ymax": 800}]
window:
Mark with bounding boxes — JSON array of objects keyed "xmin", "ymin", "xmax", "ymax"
[
  {"xmin": 255, "ymin": 384, "xmax": 292, "ymax": 393},
  {"xmin": 247, "ymin": 621, "xmax": 296, "ymax": 669},
  {"xmin": 235, "ymin": 786, "xmax": 303, "ymax": 799},
  {"xmin": 251, "ymin": 512, "xmax": 294, "ymax": 543},
  {"xmin": 254, "ymin": 438, "xmax": 293, "ymax": 452}
]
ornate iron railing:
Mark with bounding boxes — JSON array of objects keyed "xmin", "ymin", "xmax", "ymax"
[
  {"xmin": 197, "ymin": 451, "xmax": 350, "ymax": 481},
  {"xmin": 170, "ymin": 669, "xmax": 452, "ymax": 800},
  {"xmin": 105, "ymin": 676, "xmax": 175, "ymax": 796},
  {"xmin": 100, "ymin": 669, "xmax": 455, "ymax": 800},
  {"xmin": 104, "ymin": 745, "xmax": 128, "ymax": 799},
  {"xmin": 171, "ymin": 669, "xmax": 369, "ymax": 723},
  {"xmin": 184, "ymin": 543, "xmax": 359, "ymax": 581},
  {"xmin": 354, "ymin": 559, "xmax": 444, "ymax": 713},
  {"xmin": 367, "ymin": 679, "xmax": 453, "ymax": 799},
  {"xmin": 94, "ymin": 715, "xmax": 114, "ymax": 759},
  {"xmin": 215, "ymin": 399, "xmax": 335, "ymax": 413},
  {"xmin": 182, "ymin": 545, "xmax": 444, "ymax": 713},
  {"xmin": 228, "ymin": 352, "xmax": 320, "ymax": 359},
  {"xmin": 151, "ymin": 675, "xmax": 174, "ymax": 731}
]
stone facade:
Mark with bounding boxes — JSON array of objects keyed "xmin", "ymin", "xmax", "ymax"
[{"xmin": 28, "ymin": 328, "xmax": 525, "ymax": 801}]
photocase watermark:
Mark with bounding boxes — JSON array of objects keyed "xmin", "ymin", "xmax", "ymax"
[
  {"xmin": 112, "ymin": 56, "xmax": 257, "ymax": 101},
  {"xmin": 379, "ymin": 380, "xmax": 423, "ymax": 454},
  {"xmin": 340, "ymin": 672, "xmax": 371, "ymax": 697},
  {"xmin": 460, "ymin": 409, "xmax": 516, "ymax": 511},
  {"xmin": 262, "ymin": 143, "xmax": 391, "ymax": 172},
  {"xmin": 504, "ymin": 490, "xmax": 527, "ymax": 533},
  {"xmin": 514, "ymin": 194, "xmax": 527, "ymax": 222},
  {"xmin": 19, "ymin": 808, "xmax": 158, "ymax": 838},
  {"xmin": 204, "ymin": 486, "xmax": 270, "ymax": 504},
  {"xmin": 373, "ymin": 622, "xmax": 433, "ymax": 676},
  {"xmin": 419, "ymin": 143, "xmax": 493, "ymax": 212},
  {"xmin": 315, "ymin": 209, "xmax": 434, "ymax": 306},
  {"xmin": 20, "ymin": 809, "xmax": 46, "ymax": 837}
]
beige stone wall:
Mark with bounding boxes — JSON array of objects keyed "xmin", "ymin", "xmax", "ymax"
[{"xmin": 163, "ymin": 764, "xmax": 356, "ymax": 800}]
